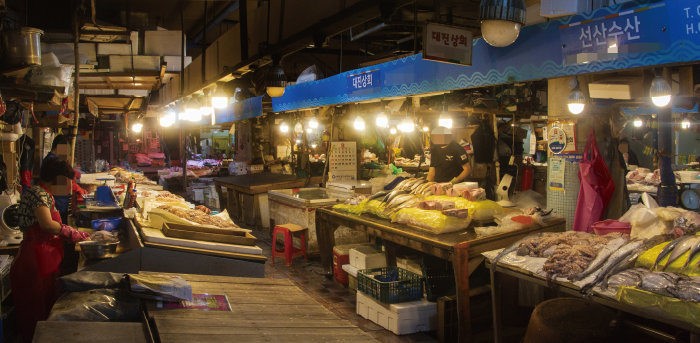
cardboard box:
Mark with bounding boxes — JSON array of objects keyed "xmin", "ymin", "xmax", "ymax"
[
  {"xmin": 97, "ymin": 43, "xmax": 133, "ymax": 55},
  {"xmin": 144, "ymin": 30, "xmax": 185, "ymax": 56},
  {"xmin": 356, "ymin": 291, "xmax": 437, "ymax": 335},
  {"xmin": 349, "ymin": 246, "xmax": 386, "ymax": 270},
  {"xmin": 163, "ymin": 55, "xmax": 192, "ymax": 72},
  {"xmin": 108, "ymin": 55, "xmax": 160, "ymax": 72}
]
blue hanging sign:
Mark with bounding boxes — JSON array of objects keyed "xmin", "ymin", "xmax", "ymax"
[
  {"xmin": 272, "ymin": 0, "xmax": 700, "ymax": 112},
  {"xmin": 347, "ymin": 69, "xmax": 381, "ymax": 94},
  {"xmin": 215, "ymin": 96, "xmax": 263, "ymax": 124},
  {"xmin": 559, "ymin": 2, "xmax": 668, "ymax": 65}
]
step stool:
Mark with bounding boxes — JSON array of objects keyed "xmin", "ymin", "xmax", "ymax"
[{"xmin": 271, "ymin": 223, "xmax": 308, "ymax": 266}]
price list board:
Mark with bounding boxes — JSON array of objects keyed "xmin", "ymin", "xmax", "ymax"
[{"xmin": 328, "ymin": 141, "xmax": 357, "ymax": 181}]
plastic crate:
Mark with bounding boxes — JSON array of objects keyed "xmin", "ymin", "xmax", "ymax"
[
  {"xmin": 421, "ymin": 255, "xmax": 455, "ymax": 302},
  {"xmin": 358, "ymin": 267, "xmax": 423, "ymax": 304}
]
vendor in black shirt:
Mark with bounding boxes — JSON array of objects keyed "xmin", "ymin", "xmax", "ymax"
[{"xmin": 427, "ymin": 127, "xmax": 471, "ymax": 183}]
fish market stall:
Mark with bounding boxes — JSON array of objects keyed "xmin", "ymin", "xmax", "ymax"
[
  {"xmin": 214, "ymin": 173, "xmax": 323, "ymax": 228},
  {"xmin": 484, "ymin": 229, "xmax": 700, "ymax": 342}
]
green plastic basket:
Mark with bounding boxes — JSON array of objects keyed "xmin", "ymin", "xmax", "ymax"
[{"xmin": 357, "ymin": 266, "xmax": 423, "ymax": 304}]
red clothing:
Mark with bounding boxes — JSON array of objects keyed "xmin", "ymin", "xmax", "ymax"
[{"xmin": 10, "ymin": 184, "xmax": 63, "ymax": 343}]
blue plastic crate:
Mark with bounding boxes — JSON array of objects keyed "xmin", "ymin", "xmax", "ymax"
[{"xmin": 91, "ymin": 217, "xmax": 122, "ymax": 232}]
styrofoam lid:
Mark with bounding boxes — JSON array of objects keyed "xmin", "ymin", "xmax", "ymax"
[
  {"xmin": 389, "ymin": 298, "xmax": 437, "ymax": 314},
  {"xmin": 341, "ymin": 263, "xmax": 358, "ymax": 277}
]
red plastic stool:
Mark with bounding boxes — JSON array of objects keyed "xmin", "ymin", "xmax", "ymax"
[{"xmin": 271, "ymin": 223, "xmax": 308, "ymax": 266}]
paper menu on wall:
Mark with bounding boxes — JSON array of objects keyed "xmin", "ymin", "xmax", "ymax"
[{"xmin": 328, "ymin": 141, "xmax": 357, "ymax": 181}]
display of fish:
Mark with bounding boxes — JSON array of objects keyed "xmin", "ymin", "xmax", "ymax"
[
  {"xmin": 571, "ymin": 236, "xmax": 629, "ymax": 281},
  {"xmin": 580, "ymin": 239, "xmax": 644, "ymax": 292},
  {"xmin": 402, "ymin": 178, "xmax": 424, "ymax": 190},
  {"xmin": 412, "ymin": 182, "xmax": 434, "ymax": 195},
  {"xmin": 596, "ymin": 235, "xmax": 673, "ymax": 290},
  {"xmin": 683, "ymin": 235, "xmax": 700, "ymax": 268},
  {"xmin": 490, "ymin": 233, "xmax": 548, "ymax": 273},
  {"xmin": 386, "ymin": 194, "xmax": 415, "ymax": 208},
  {"xmin": 383, "ymin": 189, "xmax": 409, "ymax": 203},
  {"xmin": 394, "ymin": 178, "xmax": 413, "ymax": 191},
  {"xmin": 606, "ymin": 268, "xmax": 646, "ymax": 288},
  {"xmin": 368, "ymin": 191, "xmax": 389, "ymax": 201},
  {"xmin": 668, "ymin": 279, "xmax": 700, "ymax": 302},
  {"xmin": 663, "ymin": 236, "xmax": 700, "ymax": 270},
  {"xmin": 386, "ymin": 198, "xmax": 422, "ymax": 215},
  {"xmin": 640, "ymin": 272, "xmax": 680, "ymax": 296},
  {"xmin": 652, "ymin": 236, "xmax": 691, "ymax": 270}
]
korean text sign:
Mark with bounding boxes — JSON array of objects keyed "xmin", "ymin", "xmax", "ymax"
[{"xmin": 423, "ymin": 22, "xmax": 473, "ymax": 65}]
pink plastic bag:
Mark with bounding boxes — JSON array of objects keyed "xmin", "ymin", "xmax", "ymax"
[{"xmin": 573, "ymin": 129, "xmax": 615, "ymax": 232}]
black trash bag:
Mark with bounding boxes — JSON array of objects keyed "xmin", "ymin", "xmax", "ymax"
[
  {"xmin": 1, "ymin": 100, "xmax": 22, "ymax": 125},
  {"xmin": 19, "ymin": 134, "xmax": 34, "ymax": 172},
  {"xmin": 48, "ymin": 288, "xmax": 141, "ymax": 322},
  {"xmin": 0, "ymin": 156, "xmax": 7, "ymax": 192},
  {"xmin": 59, "ymin": 271, "xmax": 125, "ymax": 292}
]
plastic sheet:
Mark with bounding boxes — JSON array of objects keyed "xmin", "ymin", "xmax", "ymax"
[
  {"xmin": 636, "ymin": 238, "xmax": 700, "ymax": 276},
  {"xmin": 392, "ymin": 208, "xmax": 471, "ymax": 234},
  {"xmin": 59, "ymin": 271, "xmax": 124, "ymax": 292},
  {"xmin": 617, "ymin": 286, "xmax": 700, "ymax": 328},
  {"xmin": 48, "ymin": 289, "xmax": 141, "ymax": 322},
  {"xmin": 620, "ymin": 204, "xmax": 671, "ymax": 239}
]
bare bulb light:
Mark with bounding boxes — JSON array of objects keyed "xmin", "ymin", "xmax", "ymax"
[
  {"xmin": 438, "ymin": 114, "xmax": 453, "ymax": 128},
  {"xmin": 131, "ymin": 123, "xmax": 143, "ymax": 133},
  {"xmin": 633, "ymin": 118, "xmax": 643, "ymax": 128},
  {"xmin": 650, "ymin": 76, "xmax": 672, "ymax": 107},
  {"xmin": 353, "ymin": 116, "xmax": 366, "ymax": 131},
  {"xmin": 376, "ymin": 112, "xmax": 389, "ymax": 128},
  {"xmin": 398, "ymin": 119, "xmax": 415, "ymax": 133},
  {"xmin": 390, "ymin": 127, "xmax": 397, "ymax": 135},
  {"xmin": 308, "ymin": 118, "xmax": 319, "ymax": 129},
  {"xmin": 567, "ymin": 89, "xmax": 586, "ymax": 115},
  {"xmin": 422, "ymin": 126, "xmax": 429, "ymax": 132},
  {"xmin": 681, "ymin": 119, "xmax": 691, "ymax": 130},
  {"xmin": 280, "ymin": 122, "xmax": 289, "ymax": 133}
]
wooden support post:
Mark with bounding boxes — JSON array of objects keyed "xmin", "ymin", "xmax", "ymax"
[
  {"xmin": 70, "ymin": 9, "xmax": 81, "ymax": 166},
  {"xmin": 452, "ymin": 241, "xmax": 471, "ymax": 343}
]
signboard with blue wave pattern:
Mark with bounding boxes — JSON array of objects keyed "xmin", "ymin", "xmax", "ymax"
[
  {"xmin": 272, "ymin": 0, "xmax": 700, "ymax": 112},
  {"xmin": 215, "ymin": 96, "xmax": 263, "ymax": 123}
]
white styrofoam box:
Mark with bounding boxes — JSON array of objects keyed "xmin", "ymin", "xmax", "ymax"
[
  {"xmin": 193, "ymin": 188, "xmax": 204, "ymax": 202},
  {"xmin": 130, "ymin": 31, "xmax": 139, "ymax": 55},
  {"xmin": 43, "ymin": 43, "xmax": 97, "ymax": 65},
  {"xmin": 118, "ymin": 89, "xmax": 149, "ymax": 97},
  {"xmin": 349, "ymin": 246, "xmax": 386, "ymax": 270},
  {"xmin": 163, "ymin": 55, "xmax": 193, "ymax": 72},
  {"xmin": 108, "ymin": 55, "xmax": 160, "ymax": 72},
  {"xmin": 356, "ymin": 291, "xmax": 437, "ymax": 335},
  {"xmin": 342, "ymin": 263, "xmax": 358, "ymax": 277},
  {"xmin": 97, "ymin": 43, "xmax": 133, "ymax": 55},
  {"xmin": 81, "ymin": 89, "xmax": 115, "ymax": 95},
  {"xmin": 144, "ymin": 30, "xmax": 185, "ymax": 56},
  {"xmin": 540, "ymin": 0, "xmax": 590, "ymax": 18}
]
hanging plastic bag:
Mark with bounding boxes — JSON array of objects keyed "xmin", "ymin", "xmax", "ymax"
[{"xmin": 573, "ymin": 129, "xmax": 615, "ymax": 232}]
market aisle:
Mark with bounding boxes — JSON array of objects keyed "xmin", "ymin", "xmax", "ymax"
[{"xmin": 255, "ymin": 228, "xmax": 493, "ymax": 343}]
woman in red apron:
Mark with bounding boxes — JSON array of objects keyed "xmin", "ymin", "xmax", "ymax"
[{"xmin": 10, "ymin": 158, "xmax": 90, "ymax": 342}]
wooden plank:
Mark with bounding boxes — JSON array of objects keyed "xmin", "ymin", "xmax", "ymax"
[
  {"xmin": 164, "ymin": 222, "xmax": 249, "ymax": 236},
  {"xmin": 138, "ymin": 271, "xmax": 291, "ymax": 285},
  {"xmin": 142, "ymin": 240, "xmax": 266, "ymax": 262},
  {"xmin": 158, "ymin": 333, "xmax": 373, "ymax": 343},
  {"xmin": 151, "ymin": 311, "xmax": 339, "ymax": 321},
  {"xmin": 154, "ymin": 317, "xmax": 356, "ymax": 331},
  {"xmin": 33, "ymin": 321, "xmax": 148, "ymax": 343},
  {"xmin": 162, "ymin": 224, "xmax": 256, "ymax": 246},
  {"xmin": 148, "ymin": 303, "xmax": 334, "ymax": 317}
]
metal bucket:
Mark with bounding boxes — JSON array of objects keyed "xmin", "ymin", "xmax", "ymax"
[{"xmin": 3, "ymin": 27, "xmax": 43, "ymax": 67}]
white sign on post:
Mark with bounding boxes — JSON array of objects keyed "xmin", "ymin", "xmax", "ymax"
[{"xmin": 422, "ymin": 22, "xmax": 473, "ymax": 65}]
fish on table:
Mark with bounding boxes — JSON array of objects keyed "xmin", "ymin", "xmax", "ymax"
[
  {"xmin": 652, "ymin": 235, "xmax": 692, "ymax": 270},
  {"xmin": 571, "ymin": 236, "xmax": 629, "ymax": 281},
  {"xmin": 663, "ymin": 236, "xmax": 700, "ymax": 270}
]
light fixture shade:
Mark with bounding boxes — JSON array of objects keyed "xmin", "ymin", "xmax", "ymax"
[
  {"xmin": 650, "ymin": 76, "xmax": 672, "ymax": 107},
  {"xmin": 438, "ymin": 113, "xmax": 453, "ymax": 128},
  {"xmin": 398, "ymin": 119, "xmax": 415, "ymax": 133},
  {"xmin": 308, "ymin": 118, "xmax": 319, "ymax": 129},
  {"xmin": 479, "ymin": 0, "xmax": 526, "ymax": 47},
  {"xmin": 266, "ymin": 64, "xmax": 287, "ymax": 97},
  {"xmin": 353, "ymin": 116, "xmax": 366, "ymax": 131},
  {"xmin": 131, "ymin": 122, "xmax": 143, "ymax": 133},
  {"xmin": 376, "ymin": 112, "xmax": 389, "ymax": 128},
  {"xmin": 567, "ymin": 89, "xmax": 586, "ymax": 115}
]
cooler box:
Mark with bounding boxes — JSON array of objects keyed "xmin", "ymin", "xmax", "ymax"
[
  {"xmin": 333, "ymin": 243, "xmax": 371, "ymax": 285},
  {"xmin": 356, "ymin": 291, "xmax": 437, "ymax": 335},
  {"xmin": 349, "ymin": 245, "xmax": 386, "ymax": 270}
]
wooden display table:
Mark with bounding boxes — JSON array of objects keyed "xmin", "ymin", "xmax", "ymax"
[
  {"xmin": 315, "ymin": 208, "xmax": 566, "ymax": 342},
  {"xmin": 33, "ymin": 321, "xmax": 149, "ymax": 343},
  {"xmin": 214, "ymin": 173, "xmax": 323, "ymax": 227}
]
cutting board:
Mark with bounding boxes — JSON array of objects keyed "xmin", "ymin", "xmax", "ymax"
[
  {"xmin": 140, "ymin": 227, "xmax": 262, "ymax": 255},
  {"xmin": 162, "ymin": 223, "xmax": 256, "ymax": 246}
]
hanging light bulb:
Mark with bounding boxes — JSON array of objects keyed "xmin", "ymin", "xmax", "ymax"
[
  {"xmin": 185, "ymin": 108, "xmax": 201, "ymax": 122},
  {"xmin": 567, "ymin": 89, "xmax": 586, "ymax": 115},
  {"xmin": 479, "ymin": 0, "xmax": 526, "ymax": 47},
  {"xmin": 160, "ymin": 111, "xmax": 175, "ymax": 127},
  {"xmin": 353, "ymin": 116, "xmax": 366, "ymax": 131},
  {"xmin": 280, "ymin": 121, "xmax": 289, "ymax": 133},
  {"xmin": 311, "ymin": 143, "xmax": 318, "ymax": 148},
  {"xmin": 681, "ymin": 116, "xmax": 691, "ymax": 130},
  {"xmin": 633, "ymin": 117, "xmax": 644, "ymax": 128},
  {"xmin": 308, "ymin": 118, "xmax": 319, "ymax": 129},
  {"xmin": 375, "ymin": 112, "xmax": 389, "ymax": 128},
  {"xmin": 200, "ymin": 102, "xmax": 213, "ymax": 116},
  {"xmin": 398, "ymin": 118, "xmax": 415, "ymax": 133},
  {"xmin": 422, "ymin": 126, "xmax": 429, "ymax": 132},
  {"xmin": 306, "ymin": 127, "xmax": 312, "ymax": 134},
  {"xmin": 211, "ymin": 86, "xmax": 229, "ymax": 109},
  {"xmin": 438, "ymin": 113, "xmax": 453, "ymax": 128},
  {"xmin": 650, "ymin": 75, "xmax": 672, "ymax": 107},
  {"xmin": 131, "ymin": 122, "xmax": 143, "ymax": 133},
  {"xmin": 389, "ymin": 127, "xmax": 397, "ymax": 135}
]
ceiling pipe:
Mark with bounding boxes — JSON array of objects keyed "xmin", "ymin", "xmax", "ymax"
[
  {"xmin": 350, "ymin": 22, "xmax": 387, "ymax": 41},
  {"xmin": 192, "ymin": 0, "xmax": 240, "ymax": 44}
]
